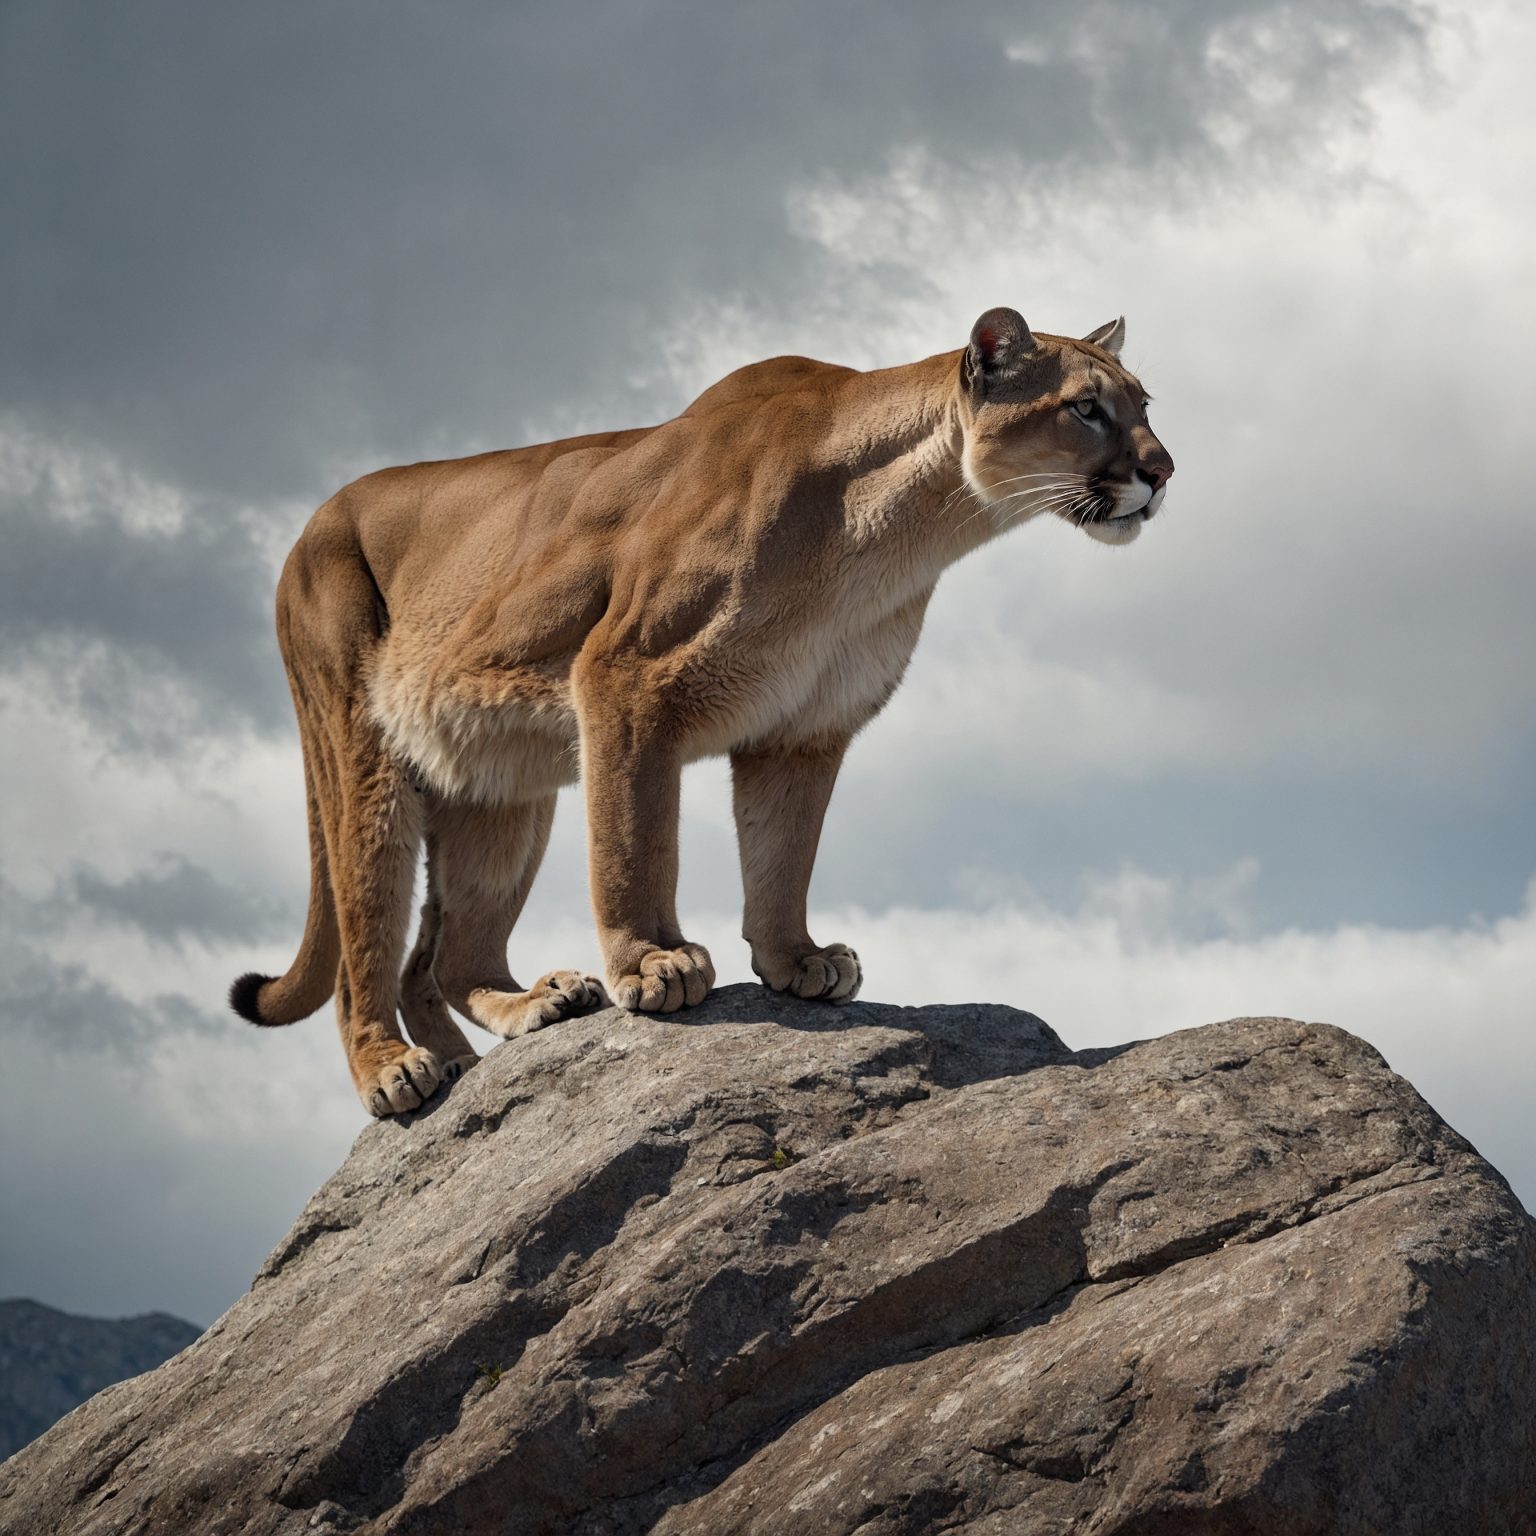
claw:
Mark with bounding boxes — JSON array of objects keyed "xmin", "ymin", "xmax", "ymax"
[
  {"xmin": 758, "ymin": 942, "xmax": 862, "ymax": 1004},
  {"xmin": 468, "ymin": 970, "xmax": 609, "ymax": 1039},
  {"xmin": 358, "ymin": 1045, "xmax": 445, "ymax": 1118},
  {"xmin": 611, "ymin": 944, "xmax": 715, "ymax": 1014}
]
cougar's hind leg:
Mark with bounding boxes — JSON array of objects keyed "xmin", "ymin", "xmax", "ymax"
[
  {"xmin": 429, "ymin": 793, "xmax": 606, "ymax": 1039},
  {"xmin": 399, "ymin": 816, "xmax": 479, "ymax": 1084},
  {"xmin": 322, "ymin": 712, "xmax": 444, "ymax": 1117}
]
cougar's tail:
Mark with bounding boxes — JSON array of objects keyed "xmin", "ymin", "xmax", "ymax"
[{"xmin": 229, "ymin": 745, "xmax": 341, "ymax": 1027}]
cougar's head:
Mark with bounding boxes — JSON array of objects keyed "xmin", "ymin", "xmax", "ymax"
[{"xmin": 956, "ymin": 307, "xmax": 1174, "ymax": 546}]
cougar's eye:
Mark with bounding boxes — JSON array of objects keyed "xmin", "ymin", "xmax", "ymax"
[{"xmin": 1071, "ymin": 397, "xmax": 1099, "ymax": 421}]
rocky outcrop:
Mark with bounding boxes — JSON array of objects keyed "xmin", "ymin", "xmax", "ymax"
[
  {"xmin": 0, "ymin": 1301, "xmax": 201, "ymax": 1461},
  {"xmin": 2, "ymin": 985, "xmax": 1532, "ymax": 1534}
]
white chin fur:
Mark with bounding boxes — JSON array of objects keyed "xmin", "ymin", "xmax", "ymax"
[{"xmin": 1084, "ymin": 516, "xmax": 1143, "ymax": 546}]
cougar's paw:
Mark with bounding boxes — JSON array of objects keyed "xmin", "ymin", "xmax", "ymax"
[
  {"xmin": 471, "ymin": 971, "xmax": 607, "ymax": 1039},
  {"xmin": 610, "ymin": 943, "xmax": 715, "ymax": 1013},
  {"xmin": 440, "ymin": 1053, "xmax": 479, "ymax": 1084},
  {"xmin": 359, "ymin": 1046, "xmax": 444, "ymax": 1118},
  {"xmin": 756, "ymin": 942, "xmax": 862, "ymax": 1003}
]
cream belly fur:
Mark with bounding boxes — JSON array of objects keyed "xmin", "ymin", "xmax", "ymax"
[
  {"xmin": 369, "ymin": 572, "xmax": 930, "ymax": 804},
  {"xmin": 368, "ymin": 655, "xmax": 581, "ymax": 805},
  {"xmin": 230, "ymin": 306, "xmax": 1173, "ymax": 1118}
]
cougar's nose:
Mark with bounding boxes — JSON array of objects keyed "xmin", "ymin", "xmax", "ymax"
[{"xmin": 1136, "ymin": 457, "xmax": 1173, "ymax": 492}]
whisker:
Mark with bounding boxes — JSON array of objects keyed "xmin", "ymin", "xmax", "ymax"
[
  {"xmin": 990, "ymin": 471, "xmax": 1086, "ymax": 484},
  {"xmin": 1001, "ymin": 500, "xmax": 1087, "ymax": 537},
  {"xmin": 982, "ymin": 473, "xmax": 1086, "ymax": 496},
  {"xmin": 989, "ymin": 487, "xmax": 1088, "ymax": 534},
  {"xmin": 954, "ymin": 480, "xmax": 1082, "ymax": 534},
  {"xmin": 983, "ymin": 480, "xmax": 1083, "ymax": 507},
  {"xmin": 1001, "ymin": 484, "xmax": 1085, "ymax": 508},
  {"xmin": 999, "ymin": 488, "xmax": 1092, "ymax": 530},
  {"xmin": 940, "ymin": 483, "xmax": 984, "ymax": 520},
  {"xmin": 944, "ymin": 470, "xmax": 1084, "ymax": 517}
]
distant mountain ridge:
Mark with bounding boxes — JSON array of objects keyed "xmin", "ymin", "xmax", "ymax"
[{"xmin": 0, "ymin": 1299, "xmax": 201, "ymax": 1461}]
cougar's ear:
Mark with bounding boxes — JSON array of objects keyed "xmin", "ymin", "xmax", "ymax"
[
  {"xmin": 1082, "ymin": 316, "xmax": 1126, "ymax": 357},
  {"xmin": 964, "ymin": 307, "xmax": 1035, "ymax": 394}
]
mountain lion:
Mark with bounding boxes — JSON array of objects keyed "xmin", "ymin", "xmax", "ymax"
[{"xmin": 231, "ymin": 308, "xmax": 1174, "ymax": 1116}]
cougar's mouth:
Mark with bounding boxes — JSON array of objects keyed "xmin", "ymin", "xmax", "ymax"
[
  {"xmin": 1093, "ymin": 482, "xmax": 1160, "ymax": 524},
  {"xmin": 1066, "ymin": 485, "xmax": 1155, "ymax": 530},
  {"xmin": 1083, "ymin": 494, "xmax": 1145, "ymax": 524}
]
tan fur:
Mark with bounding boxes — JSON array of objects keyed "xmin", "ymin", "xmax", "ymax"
[{"xmin": 231, "ymin": 309, "xmax": 1173, "ymax": 1116}]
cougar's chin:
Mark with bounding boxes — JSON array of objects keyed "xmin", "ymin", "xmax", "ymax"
[{"xmin": 1083, "ymin": 510, "xmax": 1146, "ymax": 545}]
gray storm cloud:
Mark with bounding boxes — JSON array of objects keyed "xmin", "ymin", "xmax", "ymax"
[
  {"xmin": 0, "ymin": 447, "xmax": 288, "ymax": 744},
  {"xmin": 1, "ymin": 1, "xmax": 1429, "ymax": 500}
]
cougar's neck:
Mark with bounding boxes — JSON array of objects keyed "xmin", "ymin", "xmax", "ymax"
[{"xmin": 832, "ymin": 352, "xmax": 979, "ymax": 569}]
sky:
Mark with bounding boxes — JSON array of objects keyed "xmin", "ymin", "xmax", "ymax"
[{"xmin": 2, "ymin": 0, "xmax": 1533, "ymax": 1327}]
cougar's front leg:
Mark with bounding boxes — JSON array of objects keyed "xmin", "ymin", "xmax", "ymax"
[
  {"xmin": 578, "ymin": 685, "xmax": 714, "ymax": 1012},
  {"xmin": 732, "ymin": 739, "xmax": 861, "ymax": 1002}
]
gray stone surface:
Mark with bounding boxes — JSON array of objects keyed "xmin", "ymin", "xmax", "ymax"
[{"xmin": 2, "ymin": 985, "xmax": 1532, "ymax": 1533}]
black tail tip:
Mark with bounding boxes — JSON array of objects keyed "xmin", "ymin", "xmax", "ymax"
[{"xmin": 229, "ymin": 972, "xmax": 275, "ymax": 1025}]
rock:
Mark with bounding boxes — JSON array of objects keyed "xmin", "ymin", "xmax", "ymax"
[
  {"xmin": 0, "ymin": 1301, "xmax": 202, "ymax": 1461},
  {"xmin": 1, "ymin": 985, "xmax": 1531, "ymax": 1534}
]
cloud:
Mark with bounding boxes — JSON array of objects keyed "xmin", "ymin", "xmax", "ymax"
[
  {"xmin": 0, "ymin": 1, "xmax": 1431, "ymax": 503},
  {"xmin": 626, "ymin": 0, "xmax": 1536, "ymax": 939},
  {"xmin": 0, "ymin": 858, "xmax": 237, "ymax": 1054},
  {"xmin": 0, "ymin": 421, "xmax": 294, "ymax": 746},
  {"xmin": 60, "ymin": 854, "xmax": 295, "ymax": 949},
  {"xmin": 0, "ymin": 940, "xmax": 220, "ymax": 1059}
]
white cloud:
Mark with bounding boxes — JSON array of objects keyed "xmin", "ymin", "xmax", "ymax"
[{"xmin": 0, "ymin": 682, "xmax": 307, "ymax": 904}]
